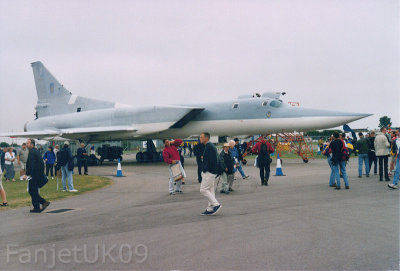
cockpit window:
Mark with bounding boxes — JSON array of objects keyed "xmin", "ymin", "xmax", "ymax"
[
  {"xmin": 232, "ymin": 103, "xmax": 239, "ymax": 109},
  {"xmin": 269, "ymin": 100, "xmax": 282, "ymax": 108},
  {"xmin": 262, "ymin": 101, "xmax": 268, "ymax": 107}
]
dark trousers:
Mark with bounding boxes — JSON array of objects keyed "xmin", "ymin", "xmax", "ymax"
[
  {"xmin": 196, "ymin": 157, "xmax": 202, "ymax": 183},
  {"xmin": 368, "ymin": 152, "xmax": 377, "ymax": 174},
  {"xmin": 29, "ymin": 180, "xmax": 46, "ymax": 210},
  {"xmin": 377, "ymin": 155, "xmax": 389, "ymax": 180},
  {"xmin": 77, "ymin": 159, "xmax": 88, "ymax": 175},
  {"xmin": 258, "ymin": 160, "xmax": 271, "ymax": 185},
  {"xmin": 45, "ymin": 163, "xmax": 54, "ymax": 177}
]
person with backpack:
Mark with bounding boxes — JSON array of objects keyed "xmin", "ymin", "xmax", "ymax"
[
  {"xmin": 355, "ymin": 132, "xmax": 370, "ymax": 178},
  {"xmin": 374, "ymin": 127, "xmax": 391, "ymax": 182},
  {"xmin": 26, "ymin": 139, "xmax": 50, "ymax": 213},
  {"xmin": 388, "ymin": 130, "xmax": 400, "ymax": 189},
  {"xmin": 218, "ymin": 143, "xmax": 235, "ymax": 194},
  {"xmin": 329, "ymin": 132, "xmax": 350, "ymax": 190},
  {"xmin": 58, "ymin": 141, "xmax": 78, "ymax": 192},
  {"xmin": 252, "ymin": 138, "xmax": 275, "ymax": 186}
]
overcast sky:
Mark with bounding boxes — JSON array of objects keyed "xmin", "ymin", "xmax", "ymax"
[{"xmin": 0, "ymin": 0, "xmax": 398, "ymax": 134}]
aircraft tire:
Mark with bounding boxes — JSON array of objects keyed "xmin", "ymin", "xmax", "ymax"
[{"xmin": 136, "ymin": 152, "xmax": 144, "ymax": 163}]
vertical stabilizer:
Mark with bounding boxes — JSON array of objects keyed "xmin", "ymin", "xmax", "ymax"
[
  {"xmin": 31, "ymin": 61, "xmax": 71, "ymax": 102},
  {"xmin": 30, "ymin": 61, "xmax": 117, "ymax": 118}
]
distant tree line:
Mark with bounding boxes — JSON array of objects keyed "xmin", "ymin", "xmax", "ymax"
[{"xmin": 306, "ymin": 130, "xmax": 342, "ymax": 137}]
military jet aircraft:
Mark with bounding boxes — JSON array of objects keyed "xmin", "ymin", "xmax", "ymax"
[{"xmin": 2, "ymin": 61, "xmax": 371, "ymax": 143}]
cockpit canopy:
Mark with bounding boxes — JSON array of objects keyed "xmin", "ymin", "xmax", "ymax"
[{"xmin": 237, "ymin": 91, "xmax": 286, "ymax": 100}]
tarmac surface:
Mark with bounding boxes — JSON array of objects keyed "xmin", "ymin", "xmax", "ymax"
[{"xmin": 0, "ymin": 156, "xmax": 398, "ymax": 271}]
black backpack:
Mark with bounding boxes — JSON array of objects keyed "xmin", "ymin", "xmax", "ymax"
[
  {"xmin": 391, "ymin": 140, "xmax": 398, "ymax": 155},
  {"xmin": 260, "ymin": 142, "xmax": 268, "ymax": 155},
  {"xmin": 58, "ymin": 148, "xmax": 69, "ymax": 166}
]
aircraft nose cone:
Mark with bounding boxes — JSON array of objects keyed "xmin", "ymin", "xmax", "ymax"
[
  {"xmin": 287, "ymin": 108, "xmax": 373, "ymax": 131},
  {"xmin": 342, "ymin": 113, "xmax": 373, "ymax": 123}
]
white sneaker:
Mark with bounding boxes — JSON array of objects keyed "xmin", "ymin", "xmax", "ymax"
[
  {"xmin": 62, "ymin": 190, "xmax": 67, "ymax": 192},
  {"xmin": 51, "ymin": 177, "xmax": 54, "ymax": 180},
  {"xmin": 69, "ymin": 189, "xmax": 79, "ymax": 192},
  {"xmin": 388, "ymin": 184, "xmax": 398, "ymax": 189}
]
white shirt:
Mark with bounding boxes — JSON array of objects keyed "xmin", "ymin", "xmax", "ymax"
[{"xmin": 5, "ymin": 152, "xmax": 15, "ymax": 165}]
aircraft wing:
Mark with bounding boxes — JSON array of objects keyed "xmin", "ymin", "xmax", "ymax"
[
  {"xmin": 58, "ymin": 126, "xmax": 138, "ymax": 141},
  {"xmin": 0, "ymin": 126, "xmax": 137, "ymax": 141},
  {"xmin": 0, "ymin": 130, "xmax": 61, "ymax": 139},
  {"xmin": 0, "ymin": 106, "xmax": 205, "ymax": 141}
]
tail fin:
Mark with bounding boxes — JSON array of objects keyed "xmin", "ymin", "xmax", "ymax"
[
  {"xmin": 30, "ymin": 61, "xmax": 116, "ymax": 118},
  {"xmin": 31, "ymin": 61, "xmax": 71, "ymax": 102}
]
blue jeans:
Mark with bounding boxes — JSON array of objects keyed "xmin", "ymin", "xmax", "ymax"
[
  {"xmin": 392, "ymin": 158, "xmax": 399, "ymax": 186},
  {"xmin": 236, "ymin": 161, "xmax": 246, "ymax": 177},
  {"xmin": 332, "ymin": 161, "xmax": 349, "ymax": 187},
  {"xmin": 61, "ymin": 165, "xmax": 74, "ymax": 190},
  {"xmin": 358, "ymin": 154, "xmax": 370, "ymax": 176},
  {"xmin": 327, "ymin": 157, "xmax": 335, "ymax": 186}
]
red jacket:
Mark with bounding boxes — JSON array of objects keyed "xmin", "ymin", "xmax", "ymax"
[
  {"xmin": 252, "ymin": 140, "xmax": 275, "ymax": 154},
  {"xmin": 162, "ymin": 139, "xmax": 183, "ymax": 164}
]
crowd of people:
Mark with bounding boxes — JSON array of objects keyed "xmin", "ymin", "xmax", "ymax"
[
  {"xmin": 0, "ymin": 140, "xmax": 93, "ymax": 211},
  {"xmin": 162, "ymin": 133, "xmax": 275, "ymax": 216},
  {"xmin": 1, "ymin": 127, "xmax": 398, "ymax": 214},
  {"xmin": 322, "ymin": 128, "xmax": 400, "ymax": 190}
]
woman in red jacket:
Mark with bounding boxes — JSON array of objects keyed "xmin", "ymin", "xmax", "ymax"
[{"xmin": 163, "ymin": 139, "xmax": 186, "ymax": 195}]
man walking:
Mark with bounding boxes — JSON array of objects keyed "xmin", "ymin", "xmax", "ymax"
[
  {"xmin": 199, "ymin": 132, "xmax": 222, "ymax": 215},
  {"xmin": 17, "ymin": 143, "xmax": 29, "ymax": 180},
  {"xmin": 356, "ymin": 132, "xmax": 370, "ymax": 178},
  {"xmin": 252, "ymin": 138, "xmax": 275, "ymax": 186},
  {"xmin": 162, "ymin": 139, "xmax": 186, "ymax": 195},
  {"xmin": 193, "ymin": 142, "xmax": 205, "ymax": 183},
  {"xmin": 26, "ymin": 139, "xmax": 50, "ymax": 213},
  {"xmin": 375, "ymin": 127, "xmax": 391, "ymax": 182},
  {"xmin": 76, "ymin": 143, "xmax": 88, "ymax": 175}
]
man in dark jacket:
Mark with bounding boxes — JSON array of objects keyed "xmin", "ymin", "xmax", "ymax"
[
  {"xmin": 26, "ymin": 139, "xmax": 50, "ymax": 213},
  {"xmin": 193, "ymin": 142, "xmax": 205, "ymax": 183},
  {"xmin": 0, "ymin": 148, "xmax": 5, "ymax": 173},
  {"xmin": 356, "ymin": 132, "xmax": 370, "ymax": 178},
  {"xmin": 199, "ymin": 132, "xmax": 221, "ymax": 216},
  {"xmin": 329, "ymin": 132, "xmax": 350, "ymax": 190},
  {"xmin": 219, "ymin": 143, "xmax": 235, "ymax": 194},
  {"xmin": 58, "ymin": 141, "xmax": 78, "ymax": 192},
  {"xmin": 76, "ymin": 143, "xmax": 88, "ymax": 175},
  {"xmin": 368, "ymin": 131, "xmax": 377, "ymax": 175}
]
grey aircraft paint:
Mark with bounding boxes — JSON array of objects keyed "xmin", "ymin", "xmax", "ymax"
[{"xmin": 1, "ymin": 62, "xmax": 371, "ymax": 142}]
